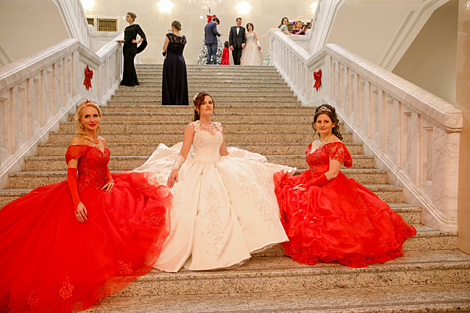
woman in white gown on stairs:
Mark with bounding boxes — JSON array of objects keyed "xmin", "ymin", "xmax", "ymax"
[
  {"xmin": 240, "ymin": 23, "xmax": 263, "ymax": 66},
  {"xmin": 133, "ymin": 92, "xmax": 296, "ymax": 272}
]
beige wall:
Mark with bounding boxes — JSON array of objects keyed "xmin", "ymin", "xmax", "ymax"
[
  {"xmin": 456, "ymin": 0, "xmax": 470, "ymax": 254},
  {"xmin": 393, "ymin": 0, "xmax": 458, "ymax": 104},
  {"xmin": 83, "ymin": 0, "xmax": 316, "ymax": 64},
  {"xmin": 0, "ymin": 0, "xmax": 69, "ymax": 64},
  {"xmin": 327, "ymin": 0, "xmax": 431, "ymax": 67}
]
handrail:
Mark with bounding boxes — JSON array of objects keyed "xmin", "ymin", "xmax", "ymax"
[
  {"xmin": 0, "ymin": 36, "xmax": 122, "ymax": 188},
  {"xmin": 269, "ymin": 29, "xmax": 462, "ymax": 231}
]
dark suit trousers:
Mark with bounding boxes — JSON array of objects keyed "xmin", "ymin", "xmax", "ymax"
[{"xmin": 232, "ymin": 48, "xmax": 242, "ymax": 65}]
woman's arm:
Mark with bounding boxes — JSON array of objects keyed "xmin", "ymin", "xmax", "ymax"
[
  {"xmin": 167, "ymin": 124, "xmax": 195, "ymax": 188},
  {"xmin": 162, "ymin": 36, "xmax": 170, "ymax": 52},
  {"xmin": 324, "ymin": 158, "xmax": 341, "ymax": 180}
]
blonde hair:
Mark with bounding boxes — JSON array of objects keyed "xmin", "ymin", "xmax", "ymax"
[{"xmin": 75, "ymin": 100, "xmax": 102, "ymax": 136}]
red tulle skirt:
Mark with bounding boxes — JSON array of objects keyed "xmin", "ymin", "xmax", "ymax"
[
  {"xmin": 275, "ymin": 171, "xmax": 416, "ymax": 267},
  {"xmin": 0, "ymin": 172, "xmax": 171, "ymax": 312}
]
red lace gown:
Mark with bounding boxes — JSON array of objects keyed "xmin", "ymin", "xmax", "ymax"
[
  {"xmin": 221, "ymin": 47, "xmax": 230, "ymax": 65},
  {"xmin": 0, "ymin": 145, "xmax": 172, "ymax": 312},
  {"xmin": 274, "ymin": 142, "xmax": 416, "ymax": 267}
]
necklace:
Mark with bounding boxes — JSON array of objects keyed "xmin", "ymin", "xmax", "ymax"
[
  {"xmin": 199, "ymin": 121, "xmax": 214, "ymax": 131},
  {"xmin": 79, "ymin": 134, "xmax": 100, "ymax": 147},
  {"xmin": 319, "ymin": 133, "xmax": 332, "ymax": 146}
]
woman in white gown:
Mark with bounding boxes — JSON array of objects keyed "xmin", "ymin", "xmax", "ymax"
[
  {"xmin": 240, "ymin": 23, "xmax": 263, "ymax": 66},
  {"xmin": 133, "ymin": 92, "xmax": 296, "ymax": 272}
]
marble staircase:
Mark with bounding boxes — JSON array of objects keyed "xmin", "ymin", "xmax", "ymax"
[{"xmin": 1, "ymin": 64, "xmax": 469, "ymax": 312}]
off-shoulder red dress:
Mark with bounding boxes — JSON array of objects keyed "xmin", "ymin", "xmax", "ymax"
[
  {"xmin": 0, "ymin": 145, "xmax": 172, "ymax": 312},
  {"xmin": 274, "ymin": 142, "xmax": 416, "ymax": 267}
]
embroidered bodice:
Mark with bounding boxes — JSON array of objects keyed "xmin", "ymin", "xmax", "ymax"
[
  {"xmin": 306, "ymin": 141, "xmax": 353, "ymax": 175},
  {"xmin": 246, "ymin": 32, "xmax": 256, "ymax": 43},
  {"xmin": 65, "ymin": 145, "xmax": 110, "ymax": 191},
  {"xmin": 191, "ymin": 121, "xmax": 223, "ymax": 162}
]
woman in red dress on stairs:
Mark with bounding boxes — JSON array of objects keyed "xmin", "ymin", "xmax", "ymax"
[
  {"xmin": 0, "ymin": 100, "xmax": 172, "ymax": 312},
  {"xmin": 274, "ymin": 104, "xmax": 416, "ymax": 267}
]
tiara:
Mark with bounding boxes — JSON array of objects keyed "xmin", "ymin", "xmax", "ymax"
[
  {"xmin": 317, "ymin": 105, "xmax": 332, "ymax": 113},
  {"xmin": 193, "ymin": 92, "xmax": 201, "ymax": 102}
]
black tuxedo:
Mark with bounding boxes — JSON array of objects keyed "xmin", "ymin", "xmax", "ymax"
[{"xmin": 229, "ymin": 25, "xmax": 246, "ymax": 65}]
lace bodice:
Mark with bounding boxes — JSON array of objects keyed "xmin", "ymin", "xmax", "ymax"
[
  {"xmin": 306, "ymin": 142, "xmax": 353, "ymax": 175},
  {"xmin": 166, "ymin": 33, "xmax": 187, "ymax": 55},
  {"xmin": 246, "ymin": 32, "xmax": 256, "ymax": 43},
  {"xmin": 65, "ymin": 145, "xmax": 110, "ymax": 191},
  {"xmin": 191, "ymin": 121, "xmax": 223, "ymax": 162}
]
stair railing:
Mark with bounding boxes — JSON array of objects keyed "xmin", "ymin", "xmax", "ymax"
[
  {"xmin": 269, "ymin": 30, "xmax": 462, "ymax": 232},
  {"xmin": 0, "ymin": 37, "xmax": 122, "ymax": 188}
]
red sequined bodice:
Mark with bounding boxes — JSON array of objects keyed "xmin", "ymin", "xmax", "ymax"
[
  {"xmin": 306, "ymin": 142, "xmax": 353, "ymax": 175},
  {"xmin": 65, "ymin": 145, "xmax": 110, "ymax": 191}
]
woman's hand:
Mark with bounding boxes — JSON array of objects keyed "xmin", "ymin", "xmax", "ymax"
[
  {"xmin": 167, "ymin": 169, "xmax": 179, "ymax": 188},
  {"xmin": 116, "ymin": 40, "xmax": 124, "ymax": 44},
  {"xmin": 75, "ymin": 202, "xmax": 88, "ymax": 223},
  {"xmin": 102, "ymin": 181, "xmax": 115, "ymax": 193},
  {"xmin": 292, "ymin": 184, "xmax": 306, "ymax": 191}
]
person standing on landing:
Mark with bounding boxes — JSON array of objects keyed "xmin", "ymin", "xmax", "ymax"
[
  {"xmin": 204, "ymin": 17, "xmax": 222, "ymax": 65},
  {"xmin": 229, "ymin": 17, "xmax": 246, "ymax": 65},
  {"xmin": 117, "ymin": 12, "xmax": 147, "ymax": 86}
]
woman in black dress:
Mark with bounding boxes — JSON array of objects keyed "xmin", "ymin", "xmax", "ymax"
[
  {"xmin": 162, "ymin": 21, "xmax": 188, "ymax": 105},
  {"xmin": 118, "ymin": 12, "xmax": 147, "ymax": 87}
]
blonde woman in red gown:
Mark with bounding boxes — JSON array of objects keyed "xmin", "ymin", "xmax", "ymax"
[
  {"xmin": 274, "ymin": 104, "xmax": 416, "ymax": 267},
  {"xmin": 0, "ymin": 101, "xmax": 172, "ymax": 312}
]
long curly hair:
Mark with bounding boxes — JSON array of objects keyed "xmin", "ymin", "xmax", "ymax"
[
  {"xmin": 311, "ymin": 104, "xmax": 343, "ymax": 140},
  {"xmin": 192, "ymin": 92, "xmax": 215, "ymax": 121},
  {"xmin": 75, "ymin": 100, "xmax": 102, "ymax": 136}
]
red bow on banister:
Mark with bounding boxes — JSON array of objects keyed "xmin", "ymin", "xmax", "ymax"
[
  {"xmin": 313, "ymin": 69, "xmax": 322, "ymax": 91},
  {"xmin": 84, "ymin": 65, "xmax": 93, "ymax": 90},
  {"xmin": 207, "ymin": 14, "xmax": 216, "ymax": 23}
]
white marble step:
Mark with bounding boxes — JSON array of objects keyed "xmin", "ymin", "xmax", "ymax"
[
  {"xmin": 90, "ymin": 283, "xmax": 470, "ymax": 313},
  {"xmin": 114, "ymin": 250, "xmax": 470, "ymax": 297}
]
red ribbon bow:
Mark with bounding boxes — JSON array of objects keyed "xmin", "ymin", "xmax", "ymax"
[
  {"xmin": 313, "ymin": 69, "xmax": 322, "ymax": 91},
  {"xmin": 84, "ymin": 65, "xmax": 93, "ymax": 90},
  {"xmin": 207, "ymin": 14, "xmax": 216, "ymax": 23}
]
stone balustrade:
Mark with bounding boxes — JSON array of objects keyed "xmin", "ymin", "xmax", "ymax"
[
  {"xmin": 0, "ymin": 37, "xmax": 122, "ymax": 188},
  {"xmin": 269, "ymin": 30, "xmax": 462, "ymax": 231}
]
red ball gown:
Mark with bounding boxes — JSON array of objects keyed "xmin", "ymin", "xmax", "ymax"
[
  {"xmin": 0, "ymin": 145, "xmax": 172, "ymax": 312},
  {"xmin": 274, "ymin": 142, "xmax": 416, "ymax": 267}
]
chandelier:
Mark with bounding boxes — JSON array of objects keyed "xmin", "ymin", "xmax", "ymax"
[{"xmin": 189, "ymin": 0, "xmax": 223, "ymax": 10}]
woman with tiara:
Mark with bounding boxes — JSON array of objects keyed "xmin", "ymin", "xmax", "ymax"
[
  {"xmin": 274, "ymin": 104, "xmax": 416, "ymax": 267},
  {"xmin": 133, "ymin": 92, "xmax": 296, "ymax": 272},
  {"xmin": 0, "ymin": 100, "xmax": 172, "ymax": 312}
]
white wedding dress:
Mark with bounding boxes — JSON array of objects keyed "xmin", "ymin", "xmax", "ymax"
[
  {"xmin": 133, "ymin": 121, "xmax": 296, "ymax": 272},
  {"xmin": 240, "ymin": 32, "xmax": 263, "ymax": 65}
]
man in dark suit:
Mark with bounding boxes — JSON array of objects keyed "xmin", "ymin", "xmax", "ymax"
[
  {"xmin": 204, "ymin": 17, "xmax": 222, "ymax": 65},
  {"xmin": 229, "ymin": 17, "xmax": 246, "ymax": 65}
]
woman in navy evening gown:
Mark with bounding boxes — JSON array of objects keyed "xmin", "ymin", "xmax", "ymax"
[{"xmin": 162, "ymin": 21, "xmax": 188, "ymax": 105}]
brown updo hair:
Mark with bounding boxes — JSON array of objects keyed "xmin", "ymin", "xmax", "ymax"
[
  {"xmin": 127, "ymin": 12, "xmax": 137, "ymax": 21},
  {"xmin": 193, "ymin": 92, "xmax": 214, "ymax": 121},
  {"xmin": 75, "ymin": 100, "xmax": 102, "ymax": 136},
  {"xmin": 246, "ymin": 23, "xmax": 254, "ymax": 31},
  {"xmin": 171, "ymin": 20, "xmax": 182, "ymax": 31},
  {"xmin": 311, "ymin": 104, "xmax": 343, "ymax": 140}
]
